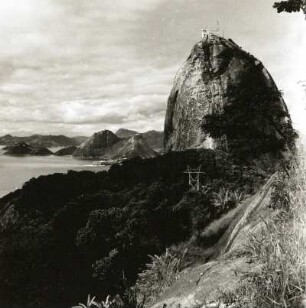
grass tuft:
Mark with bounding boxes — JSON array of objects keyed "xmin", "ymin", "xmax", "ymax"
[
  {"xmin": 136, "ymin": 248, "xmax": 187, "ymax": 303},
  {"xmin": 224, "ymin": 151, "xmax": 306, "ymax": 307}
]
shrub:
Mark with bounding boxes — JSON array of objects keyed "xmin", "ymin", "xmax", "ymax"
[
  {"xmin": 72, "ymin": 291, "xmax": 145, "ymax": 308},
  {"xmin": 136, "ymin": 248, "xmax": 187, "ymax": 303},
  {"xmin": 72, "ymin": 295, "xmax": 101, "ymax": 308},
  {"xmin": 213, "ymin": 187, "xmax": 244, "ymax": 211}
]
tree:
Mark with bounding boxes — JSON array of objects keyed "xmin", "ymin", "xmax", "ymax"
[{"xmin": 273, "ymin": 0, "xmax": 306, "ymax": 15}]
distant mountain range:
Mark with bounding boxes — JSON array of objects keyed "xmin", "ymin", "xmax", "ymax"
[
  {"xmin": 73, "ymin": 129, "xmax": 162, "ymax": 160},
  {"xmin": 0, "ymin": 134, "xmax": 88, "ymax": 148},
  {"xmin": 0, "ymin": 129, "xmax": 163, "ymax": 149},
  {"xmin": 1, "ymin": 129, "xmax": 164, "ymax": 159}
]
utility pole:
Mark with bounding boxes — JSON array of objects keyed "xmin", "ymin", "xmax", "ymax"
[{"xmin": 184, "ymin": 165, "xmax": 205, "ymax": 191}]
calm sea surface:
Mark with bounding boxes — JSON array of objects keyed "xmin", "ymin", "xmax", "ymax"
[{"xmin": 0, "ymin": 146, "xmax": 109, "ymax": 198}]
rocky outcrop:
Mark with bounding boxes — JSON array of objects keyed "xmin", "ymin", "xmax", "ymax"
[
  {"xmin": 164, "ymin": 34, "xmax": 296, "ymax": 157},
  {"xmin": 73, "ymin": 130, "xmax": 120, "ymax": 158},
  {"xmin": 4, "ymin": 142, "xmax": 53, "ymax": 156}
]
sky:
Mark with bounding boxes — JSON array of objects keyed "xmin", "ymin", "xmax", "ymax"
[{"xmin": 0, "ymin": 0, "xmax": 305, "ymax": 137}]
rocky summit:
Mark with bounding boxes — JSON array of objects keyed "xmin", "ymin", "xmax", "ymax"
[
  {"xmin": 164, "ymin": 34, "xmax": 295, "ymax": 158},
  {"xmin": 73, "ymin": 130, "xmax": 120, "ymax": 158}
]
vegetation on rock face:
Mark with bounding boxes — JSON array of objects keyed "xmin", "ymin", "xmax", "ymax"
[
  {"xmin": 0, "ymin": 149, "xmax": 268, "ymax": 308},
  {"xmin": 202, "ymin": 69, "xmax": 297, "ymax": 159}
]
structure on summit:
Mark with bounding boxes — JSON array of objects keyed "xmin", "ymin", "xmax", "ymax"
[
  {"xmin": 201, "ymin": 29, "xmax": 213, "ymax": 40},
  {"xmin": 201, "ymin": 21, "xmax": 220, "ymax": 39}
]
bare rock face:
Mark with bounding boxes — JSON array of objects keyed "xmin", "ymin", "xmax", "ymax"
[{"xmin": 164, "ymin": 34, "xmax": 295, "ymax": 157}]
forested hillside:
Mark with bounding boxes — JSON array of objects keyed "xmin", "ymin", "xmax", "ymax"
[{"xmin": 0, "ymin": 149, "xmax": 269, "ymax": 308}]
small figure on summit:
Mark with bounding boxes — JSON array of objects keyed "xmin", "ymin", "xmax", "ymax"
[{"xmin": 201, "ymin": 28, "xmax": 212, "ymax": 40}]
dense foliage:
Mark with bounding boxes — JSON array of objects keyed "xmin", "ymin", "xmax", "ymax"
[
  {"xmin": 201, "ymin": 66, "xmax": 297, "ymax": 159},
  {"xmin": 0, "ymin": 149, "xmax": 268, "ymax": 308},
  {"xmin": 273, "ymin": 0, "xmax": 305, "ymax": 14}
]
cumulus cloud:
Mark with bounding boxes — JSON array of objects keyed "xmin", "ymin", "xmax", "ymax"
[{"xmin": 0, "ymin": 0, "xmax": 173, "ymax": 135}]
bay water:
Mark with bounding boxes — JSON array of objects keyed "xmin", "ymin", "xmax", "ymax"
[{"xmin": 0, "ymin": 146, "xmax": 108, "ymax": 198}]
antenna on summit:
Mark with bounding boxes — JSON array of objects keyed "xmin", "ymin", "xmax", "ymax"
[
  {"xmin": 216, "ymin": 20, "xmax": 220, "ymax": 33},
  {"xmin": 216, "ymin": 20, "xmax": 226, "ymax": 37},
  {"xmin": 214, "ymin": 20, "xmax": 222, "ymax": 36}
]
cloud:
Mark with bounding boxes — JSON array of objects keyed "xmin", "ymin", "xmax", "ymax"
[
  {"xmin": 0, "ymin": 0, "xmax": 172, "ymax": 135},
  {"xmin": 0, "ymin": 0, "xmax": 305, "ymax": 136}
]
